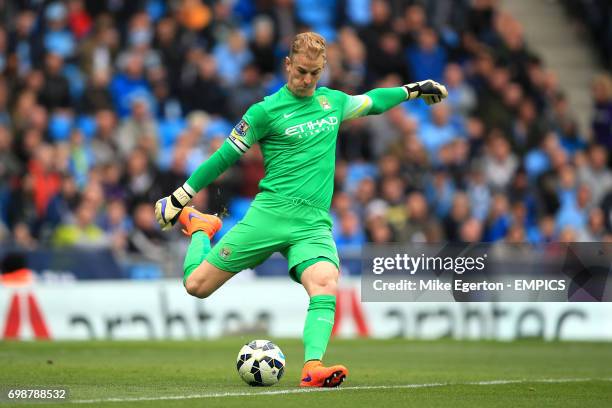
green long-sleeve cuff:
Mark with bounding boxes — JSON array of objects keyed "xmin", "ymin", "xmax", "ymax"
[
  {"xmin": 185, "ymin": 140, "xmax": 242, "ymax": 193},
  {"xmin": 364, "ymin": 87, "xmax": 408, "ymax": 115}
]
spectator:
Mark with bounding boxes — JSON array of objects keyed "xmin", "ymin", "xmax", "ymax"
[
  {"xmin": 123, "ymin": 147, "xmax": 160, "ymax": 210},
  {"xmin": 398, "ymin": 191, "xmax": 436, "ymax": 243},
  {"xmin": 392, "ymin": 132, "xmax": 430, "ymax": 191},
  {"xmin": 600, "ymin": 190, "xmax": 612, "ymax": 233},
  {"xmin": 591, "ymin": 73, "xmax": 612, "ymax": 150},
  {"xmin": 81, "ymin": 69, "xmax": 114, "ymax": 113},
  {"xmin": 0, "ymin": 77, "xmax": 10, "ymax": 127},
  {"xmin": 154, "ymin": 17, "xmax": 183, "ymax": 96},
  {"xmin": 548, "ymin": 92, "xmax": 584, "ymax": 154},
  {"xmin": 52, "ymin": 199, "xmax": 108, "ymax": 248},
  {"xmin": 576, "ymin": 144, "xmax": 612, "ymax": 206},
  {"xmin": 78, "ymin": 14, "xmax": 119, "ymax": 77},
  {"xmin": 110, "ymin": 52, "xmax": 152, "ymax": 118},
  {"xmin": 228, "ymin": 64, "xmax": 266, "ymax": 122},
  {"xmin": 43, "ymin": 2, "xmax": 76, "ymax": 59},
  {"xmin": 418, "ymin": 103, "xmax": 456, "ymax": 161},
  {"xmin": 9, "ymin": 10, "xmax": 42, "ymax": 77},
  {"xmin": 425, "ymin": 170, "xmax": 456, "ymax": 218},
  {"xmin": 100, "ymin": 161, "xmax": 126, "ymax": 200},
  {"xmin": 28, "ymin": 144, "xmax": 63, "ymax": 220},
  {"xmin": 123, "ymin": 12, "xmax": 161, "ymax": 74},
  {"xmin": 556, "ymin": 183, "xmax": 592, "ymax": 233},
  {"xmin": 212, "ymin": 29, "xmax": 252, "ymax": 85},
  {"xmin": 127, "ymin": 201, "xmax": 167, "ymax": 262},
  {"xmin": 249, "ymin": 16, "xmax": 277, "ymax": 76},
  {"xmin": 473, "ymin": 57, "xmax": 510, "ymax": 131},
  {"xmin": 67, "ymin": 0, "xmax": 92, "ymax": 40},
  {"xmin": 484, "ymin": 193, "xmax": 511, "ymax": 241},
  {"xmin": 39, "ymin": 53, "xmax": 71, "ymax": 111},
  {"xmin": 91, "ymin": 109, "xmax": 120, "ymax": 165},
  {"xmin": 367, "ymin": 32, "xmax": 411, "ymax": 84},
  {"xmin": 115, "ymin": 94, "xmax": 159, "ymax": 158},
  {"xmin": 466, "ymin": 162, "xmax": 491, "ymax": 221},
  {"xmin": 459, "ymin": 218, "xmax": 483, "ymax": 243},
  {"xmin": 511, "ymin": 97, "xmax": 548, "ymax": 152},
  {"xmin": 335, "ymin": 210, "xmax": 366, "ymax": 249},
  {"xmin": 504, "ymin": 224, "xmax": 526, "ymax": 243},
  {"xmin": 406, "ymin": 28, "xmax": 447, "ymax": 83},
  {"xmin": 398, "ymin": 4, "xmax": 428, "ymax": 47},
  {"xmin": 45, "ymin": 174, "xmax": 80, "ymax": 229},
  {"xmin": 359, "ymin": 0, "xmax": 392, "ymax": 56},
  {"xmin": 443, "ymin": 63, "xmax": 477, "ymax": 117},
  {"xmin": 180, "ymin": 52, "xmax": 228, "ymax": 116},
  {"xmin": 13, "ymin": 222, "xmax": 38, "ymax": 250},
  {"xmin": 336, "ymin": 27, "xmax": 367, "ymax": 91},
  {"xmin": 100, "ymin": 198, "xmax": 130, "ymax": 252},
  {"xmin": 482, "ymin": 130, "xmax": 518, "ymax": 191},
  {"xmin": 68, "ymin": 128, "xmax": 94, "ymax": 187},
  {"xmin": 579, "ymin": 207, "xmax": 606, "ymax": 242},
  {"xmin": 353, "ymin": 177, "xmax": 376, "ymax": 220},
  {"xmin": 369, "ymin": 104, "xmax": 415, "ymax": 159},
  {"xmin": 443, "ymin": 192, "xmax": 471, "ymax": 241},
  {"xmin": 0, "ymin": 126, "xmax": 21, "ymax": 191}
]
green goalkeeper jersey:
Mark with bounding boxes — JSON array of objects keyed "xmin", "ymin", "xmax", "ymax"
[
  {"xmin": 228, "ymin": 85, "xmax": 372, "ymax": 210},
  {"xmin": 184, "ymin": 84, "xmax": 408, "ymax": 208}
]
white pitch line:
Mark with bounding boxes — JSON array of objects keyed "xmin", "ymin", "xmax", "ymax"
[{"xmin": 70, "ymin": 377, "xmax": 612, "ymax": 404}]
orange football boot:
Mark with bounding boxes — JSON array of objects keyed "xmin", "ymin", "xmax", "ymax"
[
  {"xmin": 299, "ymin": 360, "xmax": 348, "ymax": 387},
  {"xmin": 178, "ymin": 207, "xmax": 222, "ymax": 239}
]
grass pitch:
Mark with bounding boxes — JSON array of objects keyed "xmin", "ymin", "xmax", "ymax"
[{"xmin": 1, "ymin": 339, "xmax": 611, "ymax": 407}]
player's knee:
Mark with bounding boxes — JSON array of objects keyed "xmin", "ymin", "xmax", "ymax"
[
  {"xmin": 318, "ymin": 274, "xmax": 338, "ymax": 295},
  {"xmin": 309, "ymin": 268, "xmax": 338, "ymax": 295}
]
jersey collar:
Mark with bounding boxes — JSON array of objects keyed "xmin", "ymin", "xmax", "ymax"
[{"xmin": 283, "ymin": 84, "xmax": 316, "ymax": 100}]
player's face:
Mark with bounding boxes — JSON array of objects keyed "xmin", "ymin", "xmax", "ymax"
[{"xmin": 285, "ymin": 53, "xmax": 325, "ymax": 97}]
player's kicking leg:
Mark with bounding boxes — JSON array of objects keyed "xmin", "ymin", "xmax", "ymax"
[
  {"xmin": 178, "ymin": 207, "xmax": 233, "ymax": 298},
  {"xmin": 298, "ymin": 260, "xmax": 348, "ymax": 387}
]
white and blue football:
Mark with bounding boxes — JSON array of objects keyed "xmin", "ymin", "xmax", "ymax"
[{"xmin": 236, "ymin": 340, "xmax": 286, "ymax": 386}]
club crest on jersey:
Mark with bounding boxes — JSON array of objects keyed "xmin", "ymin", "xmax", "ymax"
[
  {"xmin": 220, "ymin": 247, "xmax": 232, "ymax": 259},
  {"xmin": 318, "ymin": 96, "xmax": 331, "ymax": 110}
]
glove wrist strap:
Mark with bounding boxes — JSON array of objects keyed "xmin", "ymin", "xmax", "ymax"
[
  {"xmin": 171, "ymin": 186, "xmax": 193, "ymax": 207},
  {"xmin": 403, "ymin": 83, "xmax": 422, "ymax": 100}
]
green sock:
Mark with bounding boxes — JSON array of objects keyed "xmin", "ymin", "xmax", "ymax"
[
  {"xmin": 303, "ymin": 295, "xmax": 336, "ymax": 362},
  {"xmin": 182, "ymin": 231, "xmax": 211, "ymax": 284}
]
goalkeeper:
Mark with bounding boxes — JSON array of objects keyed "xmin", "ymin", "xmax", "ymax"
[{"xmin": 155, "ymin": 32, "xmax": 447, "ymax": 387}]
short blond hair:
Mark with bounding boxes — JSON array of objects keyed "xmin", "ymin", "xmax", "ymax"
[{"xmin": 289, "ymin": 32, "xmax": 326, "ymax": 60}]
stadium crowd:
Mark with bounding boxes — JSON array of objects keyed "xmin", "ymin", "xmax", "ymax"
[{"xmin": 0, "ymin": 0, "xmax": 612, "ymax": 273}]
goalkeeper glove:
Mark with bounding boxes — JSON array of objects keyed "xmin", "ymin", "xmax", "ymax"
[
  {"xmin": 154, "ymin": 184, "xmax": 194, "ymax": 231},
  {"xmin": 404, "ymin": 80, "xmax": 448, "ymax": 105}
]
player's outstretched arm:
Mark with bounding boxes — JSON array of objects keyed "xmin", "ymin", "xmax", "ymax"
[
  {"xmin": 366, "ymin": 79, "xmax": 448, "ymax": 115},
  {"xmin": 155, "ymin": 103, "xmax": 266, "ymax": 231},
  {"xmin": 343, "ymin": 79, "xmax": 448, "ymax": 120},
  {"xmin": 154, "ymin": 141, "xmax": 242, "ymax": 230}
]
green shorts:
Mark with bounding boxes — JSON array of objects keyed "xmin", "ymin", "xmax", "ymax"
[{"xmin": 206, "ymin": 192, "xmax": 339, "ymax": 283}]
